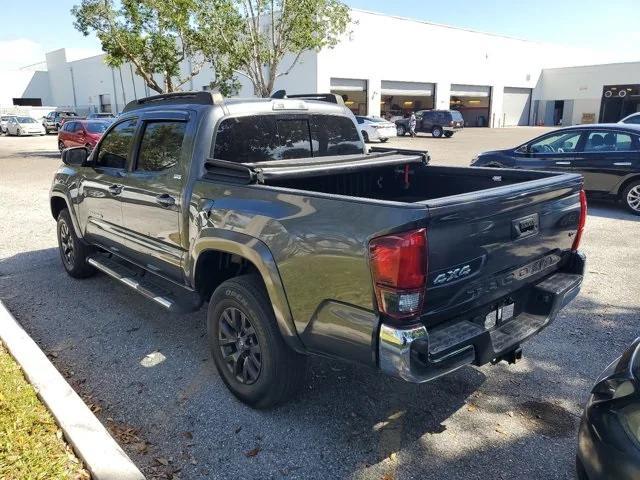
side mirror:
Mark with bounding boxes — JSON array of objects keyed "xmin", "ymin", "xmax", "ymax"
[
  {"xmin": 61, "ymin": 146, "xmax": 88, "ymax": 166},
  {"xmin": 516, "ymin": 144, "xmax": 530, "ymax": 154}
]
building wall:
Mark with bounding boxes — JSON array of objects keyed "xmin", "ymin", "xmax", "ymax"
[
  {"xmin": 0, "ymin": 70, "xmax": 53, "ymax": 106},
  {"xmin": 316, "ymin": 10, "xmax": 606, "ymax": 124},
  {"xmin": 534, "ymin": 62, "xmax": 640, "ymax": 125}
]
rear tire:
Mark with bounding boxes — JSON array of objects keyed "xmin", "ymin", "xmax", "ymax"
[
  {"xmin": 431, "ymin": 126, "xmax": 443, "ymax": 138},
  {"xmin": 444, "ymin": 131, "xmax": 454, "ymax": 138},
  {"xmin": 56, "ymin": 209, "xmax": 96, "ymax": 278},
  {"xmin": 396, "ymin": 125, "xmax": 406, "ymax": 136},
  {"xmin": 621, "ymin": 180, "xmax": 640, "ymax": 215},
  {"xmin": 208, "ymin": 274, "xmax": 307, "ymax": 408},
  {"xmin": 575, "ymin": 455, "xmax": 589, "ymax": 480},
  {"xmin": 380, "ymin": 138, "xmax": 389, "ymax": 143}
]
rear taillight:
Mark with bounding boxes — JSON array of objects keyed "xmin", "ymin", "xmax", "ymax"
[
  {"xmin": 369, "ymin": 228, "xmax": 427, "ymax": 319},
  {"xmin": 572, "ymin": 189, "xmax": 587, "ymax": 251}
]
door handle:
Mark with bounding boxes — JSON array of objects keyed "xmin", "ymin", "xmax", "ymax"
[
  {"xmin": 613, "ymin": 162, "xmax": 632, "ymax": 166},
  {"xmin": 108, "ymin": 184, "xmax": 123, "ymax": 195},
  {"xmin": 555, "ymin": 161, "xmax": 571, "ymax": 165},
  {"xmin": 155, "ymin": 194, "xmax": 176, "ymax": 207}
]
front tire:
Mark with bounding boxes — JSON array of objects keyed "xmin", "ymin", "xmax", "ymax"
[
  {"xmin": 432, "ymin": 126, "xmax": 443, "ymax": 138},
  {"xmin": 621, "ymin": 180, "xmax": 640, "ymax": 215},
  {"xmin": 208, "ymin": 274, "xmax": 306, "ymax": 408},
  {"xmin": 56, "ymin": 209, "xmax": 96, "ymax": 278},
  {"xmin": 361, "ymin": 131, "xmax": 370, "ymax": 143},
  {"xmin": 58, "ymin": 141, "xmax": 65, "ymax": 152},
  {"xmin": 16, "ymin": 128, "xmax": 21, "ymax": 137}
]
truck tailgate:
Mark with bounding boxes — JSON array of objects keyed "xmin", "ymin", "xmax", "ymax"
[{"xmin": 420, "ymin": 172, "xmax": 583, "ymax": 327}]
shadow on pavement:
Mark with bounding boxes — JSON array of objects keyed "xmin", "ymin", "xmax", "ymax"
[{"xmin": 0, "ymin": 246, "xmax": 637, "ymax": 479}]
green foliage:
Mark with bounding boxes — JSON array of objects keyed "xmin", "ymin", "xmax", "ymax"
[
  {"xmin": 197, "ymin": 0, "xmax": 351, "ymax": 97},
  {"xmin": 72, "ymin": 0, "xmax": 207, "ymax": 93}
]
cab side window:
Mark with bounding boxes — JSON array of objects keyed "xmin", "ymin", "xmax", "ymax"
[
  {"xmin": 584, "ymin": 131, "xmax": 634, "ymax": 152},
  {"xmin": 136, "ymin": 121, "xmax": 186, "ymax": 172},
  {"xmin": 96, "ymin": 119, "xmax": 137, "ymax": 169}
]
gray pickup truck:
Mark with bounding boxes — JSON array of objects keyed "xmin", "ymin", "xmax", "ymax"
[{"xmin": 50, "ymin": 91, "xmax": 586, "ymax": 408}]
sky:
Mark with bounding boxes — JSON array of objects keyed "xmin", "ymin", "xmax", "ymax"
[{"xmin": 1, "ymin": 0, "xmax": 639, "ymax": 71}]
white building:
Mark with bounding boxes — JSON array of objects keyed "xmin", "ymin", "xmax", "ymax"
[{"xmin": 3, "ymin": 9, "xmax": 639, "ymax": 127}]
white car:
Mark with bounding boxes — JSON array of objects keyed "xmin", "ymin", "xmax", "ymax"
[
  {"xmin": 355, "ymin": 116, "xmax": 397, "ymax": 143},
  {"xmin": 5, "ymin": 116, "xmax": 46, "ymax": 136},
  {"xmin": 1, "ymin": 115, "xmax": 16, "ymax": 134},
  {"xmin": 619, "ymin": 112, "xmax": 640, "ymax": 125}
]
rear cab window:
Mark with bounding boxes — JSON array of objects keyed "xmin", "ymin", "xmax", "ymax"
[{"xmin": 213, "ymin": 114, "xmax": 364, "ymax": 163}]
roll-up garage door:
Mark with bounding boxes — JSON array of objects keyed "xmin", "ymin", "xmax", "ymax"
[
  {"xmin": 503, "ymin": 87, "xmax": 532, "ymax": 126},
  {"xmin": 450, "ymin": 84, "xmax": 491, "ymax": 97},
  {"xmin": 381, "ymin": 81, "xmax": 434, "ymax": 97},
  {"xmin": 330, "ymin": 78, "xmax": 367, "ymax": 92}
]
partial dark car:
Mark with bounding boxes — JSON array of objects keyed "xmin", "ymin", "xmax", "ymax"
[
  {"xmin": 395, "ymin": 109, "xmax": 464, "ymax": 138},
  {"xmin": 471, "ymin": 124, "xmax": 640, "ymax": 214},
  {"xmin": 577, "ymin": 337, "xmax": 640, "ymax": 480},
  {"xmin": 620, "ymin": 113, "xmax": 640, "ymax": 125},
  {"xmin": 43, "ymin": 111, "xmax": 78, "ymax": 134},
  {"xmin": 58, "ymin": 120, "xmax": 110, "ymax": 152}
]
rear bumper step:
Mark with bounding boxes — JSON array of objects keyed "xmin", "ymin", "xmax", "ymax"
[
  {"xmin": 378, "ymin": 251, "xmax": 585, "ymax": 383},
  {"xmin": 87, "ymin": 254, "xmax": 202, "ymax": 313}
]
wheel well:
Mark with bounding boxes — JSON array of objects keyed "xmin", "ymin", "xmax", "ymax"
[
  {"xmin": 617, "ymin": 176, "xmax": 640, "ymax": 197},
  {"xmin": 50, "ymin": 197, "xmax": 68, "ymax": 220},
  {"xmin": 194, "ymin": 250, "xmax": 261, "ymax": 302}
]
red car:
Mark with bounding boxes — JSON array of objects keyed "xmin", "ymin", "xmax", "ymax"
[{"xmin": 58, "ymin": 120, "xmax": 111, "ymax": 152}]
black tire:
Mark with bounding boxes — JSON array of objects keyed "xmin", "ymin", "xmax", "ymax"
[
  {"xmin": 58, "ymin": 141, "xmax": 65, "ymax": 152},
  {"xmin": 380, "ymin": 138, "xmax": 389, "ymax": 143},
  {"xmin": 56, "ymin": 209, "xmax": 96, "ymax": 278},
  {"xmin": 16, "ymin": 128, "xmax": 21, "ymax": 137},
  {"xmin": 431, "ymin": 126, "xmax": 443, "ymax": 138},
  {"xmin": 208, "ymin": 274, "xmax": 306, "ymax": 408},
  {"xmin": 396, "ymin": 125, "xmax": 406, "ymax": 136},
  {"xmin": 361, "ymin": 131, "xmax": 369, "ymax": 143},
  {"xmin": 444, "ymin": 131, "xmax": 454, "ymax": 138},
  {"xmin": 621, "ymin": 180, "xmax": 640, "ymax": 215}
]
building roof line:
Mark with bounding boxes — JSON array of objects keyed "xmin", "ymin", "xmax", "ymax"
[
  {"xmin": 542, "ymin": 60, "xmax": 640, "ymax": 71},
  {"xmin": 350, "ymin": 8, "xmax": 557, "ymax": 45}
]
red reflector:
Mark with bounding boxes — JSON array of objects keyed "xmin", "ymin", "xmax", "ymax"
[
  {"xmin": 572, "ymin": 190, "xmax": 587, "ymax": 251},
  {"xmin": 369, "ymin": 229, "xmax": 428, "ymax": 319}
]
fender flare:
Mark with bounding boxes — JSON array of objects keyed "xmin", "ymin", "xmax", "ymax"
[
  {"xmin": 190, "ymin": 229, "xmax": 305, "ymax": 353},
  {"xmin": 50, "ymin": 191, "xmax": 83, "ymax": 238}
]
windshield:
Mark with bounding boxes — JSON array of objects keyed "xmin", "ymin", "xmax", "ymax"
[
  {"xmin": 17, "ymin": 117, "xmax": 36, "ymax": 123},
  {"xmin": 86, "ymin": 122, "xmax": 109, "ymax": 133},
  {"xmin": 1, "ymin": 116, "xmax": 15, "ymax": 121}
]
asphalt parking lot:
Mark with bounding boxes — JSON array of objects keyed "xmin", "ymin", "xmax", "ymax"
[{"xmin": 1, "ymin": 129, "xmax": 639, "ymax": 480}]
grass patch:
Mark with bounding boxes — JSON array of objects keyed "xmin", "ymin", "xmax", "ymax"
[{"xmin": 0, "ymin": 342, "xmax": 89, "ymax": 479}]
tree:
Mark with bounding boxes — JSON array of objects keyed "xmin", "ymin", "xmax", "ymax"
[
  {"xmin": 72, "ymin": 0, "xmax": 207, "ymax": 93},
  {"xmin": 197, "ymin": 0, "xmax": 350, "ymax": 97}
]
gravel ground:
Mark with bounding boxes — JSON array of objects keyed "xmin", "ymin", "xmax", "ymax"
[{"xmin": 1, "ymin": 130, "xmax": 638, "ymax": 480}]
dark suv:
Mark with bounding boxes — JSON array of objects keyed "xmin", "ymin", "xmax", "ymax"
[{"xmin": 395, "ymin": 110, "xmax": 465, "ymax": 138}]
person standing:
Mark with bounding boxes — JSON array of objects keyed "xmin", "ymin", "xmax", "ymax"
[{"xmin": 409, "ymin": 112, "xmax": 417, "ymax": 138}]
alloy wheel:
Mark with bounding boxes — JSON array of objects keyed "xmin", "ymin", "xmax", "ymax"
[
  {"xmin": 59, "ymin": 220, "xmax": 75, "ymax": 268},
  {"xmin": 627, "ymin": 185, "xmax": 640, "ymax": 212},
  {"xmin": 218, "ymin": 306, "xmax": 262, "ymax": 385}
]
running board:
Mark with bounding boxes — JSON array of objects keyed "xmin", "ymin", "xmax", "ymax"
[{"xmin": 87, "ymin": 254, "xmax": 202, "ymax": 313}]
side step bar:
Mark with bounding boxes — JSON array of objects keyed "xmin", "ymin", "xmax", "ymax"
[{"xmin": 87, "ymin": 254, "xmax": 202, "ymax": 313}]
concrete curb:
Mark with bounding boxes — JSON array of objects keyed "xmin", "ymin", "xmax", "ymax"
[{"xmin": 0, "ymin": 300, "xmax": 145, "ymax": 480}]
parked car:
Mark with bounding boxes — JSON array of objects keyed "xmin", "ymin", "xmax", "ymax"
[
  {"xmin": 471, "ymin": 124, "xmax": 640, "ymax": 214},
  {"xmin": 1, "ymin": 115, "xmax": 18, "ymax": 134},
  {"xmin": 620, "ymin": 112, "xmax": 640, "ymax": 125},
  {"xmin": 51, "ymin": 90, "xmax": 585, "ymax": 408},
  {"xmin": 355, "ymin": 116, "xmax": 397, "ymax": 142},
  {"xmin": 43, "ymin": 111, "xmax": 78, "ymax": 134},
  {"xmin": 5, "ymin": 116, "xmax": 45, "ymax": 136},
  {"xmin": 395, "ymin": 109, "xmax": 464, "ymax": 138},
  {"xmin": 58, "ymin": 120, "xmax": 111, "ymax": 152},
  {"xmin": 577, "ymin": 337, "xmax": 640, "ymax": 480},
  {"xmin": 87, "ymin": 112, "xmax": 116, "ymax": 120}
]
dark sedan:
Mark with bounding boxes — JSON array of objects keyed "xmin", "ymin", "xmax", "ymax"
[
  {"xmin": 577, "ymin": 337, "xmax": 640, "ymax": 480},
  {"xmin": 471, "ymin": 124, "xmax": 640, "ymax": 214}
]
